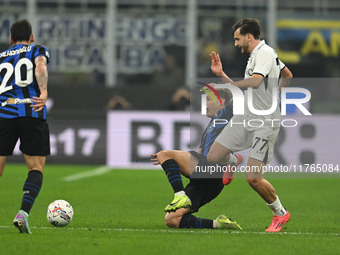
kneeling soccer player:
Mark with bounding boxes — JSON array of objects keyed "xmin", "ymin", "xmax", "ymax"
[{"xmin": 151, "ymin": 88, "xmax": 242, "ymax": 229}]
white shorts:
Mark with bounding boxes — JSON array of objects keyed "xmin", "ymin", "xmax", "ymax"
[{"xmin": 215, "ymin": 115, "xmax": 280, "ymax": 163}]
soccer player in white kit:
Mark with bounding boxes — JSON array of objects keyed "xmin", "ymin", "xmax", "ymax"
[{"xmin": 207, "ymin": 18, "xmax": 293, "ymax": 232}]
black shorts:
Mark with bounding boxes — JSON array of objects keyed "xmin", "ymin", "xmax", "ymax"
[
  {"xmin": 0, "ymin": 117, "xmax": 50, "ymax": 156},
  {"xmin": 185, "ymin": 178, "xmax": 224, "ymax": 213},
  {"xmin": 189, "ymin": 150, "xmax": 208, "ymax": 167},
  {"xmin": 186, "ymin": 151, "xmax": 224, "ymax": 213},
  {"xmin": 189, "ymin": 150, "xmax": 224, "ymax": 179}
]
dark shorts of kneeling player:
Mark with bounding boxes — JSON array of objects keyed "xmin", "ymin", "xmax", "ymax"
[
  {"xmin": 187, "ymin": 151, "xmax": 225, "ymax": 213},
  {"xmin": 164, "ymin": 152, "xmax": 225, "ymax": 229}
]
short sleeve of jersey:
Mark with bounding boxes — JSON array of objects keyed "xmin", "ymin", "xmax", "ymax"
[
  {"xmin": 279, "ymin": 59, "xmax": 285, "ymax": 70},
  {"xmin": 252, "ymin": 50, "xmax": 275, "ymax": 77},
  {"xmin": 34, "ymin": 45, "xmax": 50, "ymax": 64}
]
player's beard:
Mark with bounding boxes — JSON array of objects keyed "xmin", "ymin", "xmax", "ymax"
[{"xmin": 240, "ymin": 43, "xmax": 249, "ymax": 54}]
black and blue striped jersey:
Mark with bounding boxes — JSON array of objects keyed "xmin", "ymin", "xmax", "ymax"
[
  {"xmin": 0, "ymin": 44, "xmax": 49, "ymax": 119},
  {"xmin": 200, "ymin": 99, "xmax": 233, "ymax": 157}
]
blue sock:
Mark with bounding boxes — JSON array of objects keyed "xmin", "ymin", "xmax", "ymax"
[
  {"xmin": 179, "ymin": 214, "xmax": 214, "ymax": 229},
  {"xmin": 161, "ymin": 159, "xmax": 184, "ymax": 193},
  {"xmin": 20, "ymin": 170, "xmax": 43, "ymax": 214}
]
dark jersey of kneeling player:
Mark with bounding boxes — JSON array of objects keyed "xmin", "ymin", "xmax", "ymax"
[
  {"xmin": 189, "ymin": 89, "xmax": 233, "ymax": 180},
  {"xmin": 200, "ymin": 90, "xmax": 233, "ymax": 157}
]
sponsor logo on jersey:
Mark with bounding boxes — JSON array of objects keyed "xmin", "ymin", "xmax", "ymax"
[{"xmin": 1, "ymin": 98, "xmax": 32, "ymax": 106}]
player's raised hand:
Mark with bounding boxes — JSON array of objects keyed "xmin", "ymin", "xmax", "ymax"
[
  {"xmin": 210, "ymin": 51, "xmax": 224, "ymax": 77},
  {"xmin": 150, "ymin": 153, "xmax": 161, "ymax": 165}
]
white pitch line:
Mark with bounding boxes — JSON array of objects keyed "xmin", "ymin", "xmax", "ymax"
[
  {"xmin": 0, "ymin": 225, "xmax": 339, "ymax": 237},
  {"xmin": 63, "ymin": 166, "xmax": 161, "ymax": 182},
  {"xmin": 63, "ymin": 166, "xmax": 112, "ymax": 182}
]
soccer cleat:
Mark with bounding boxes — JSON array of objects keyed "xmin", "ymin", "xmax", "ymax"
[
  {"xmin": 222, "ymin": 153, "xmax": 242, "ymax": 185},
  {"xmin": 216, "ymin": 215, "xmax": 242, "ymax": 230},
  {"xmin": 265, "ymin": 210, "xmax": 291, "ymax": 232},
  {"xmin": 164, "ymin": 195, "xmax": 191, "ymax": 212},
  {"xmin": 13, "ymin": 210, "xmax": 32, "ymax": 234}
]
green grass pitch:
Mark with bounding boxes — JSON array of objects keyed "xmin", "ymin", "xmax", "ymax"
[{"xmin": 0, "ymin": 164, "xmax": 339, "ymax": 255}]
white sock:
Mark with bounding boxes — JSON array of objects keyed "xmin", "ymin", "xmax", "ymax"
[
  {"xmin": 175, "ymin": 191, "xmax": 186, "ymax": 196},
  {"xmin": 224, "ymin": 154, "xmax": 238, "ymax": 166},
  {"xmin": 213, "ymin": 220, "xmax": 219, "ymax": 229},
  {"xmin": 267, "ymin": 196, "xmax": 287, "ymax": 216}
]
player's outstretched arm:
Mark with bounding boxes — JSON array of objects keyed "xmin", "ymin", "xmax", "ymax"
[
  {"xmin": 210, "ymin": 51, "xmax": 233, "ymax": 83},
  {"xmin": 31, "ymin": 56, "xmax": 48, "ymax": 112},
  {"xmin": 231, "ymin": 73, "xmax": 264, "ymax": 90}
]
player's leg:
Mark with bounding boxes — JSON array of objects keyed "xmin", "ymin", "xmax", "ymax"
[
  {"xmin": 165, "ymin": 208, "xmax": 217, "ymax": 229},
  {"xmin": 153, "ymin": 150, "xmax": 195, "ymax": 212},
  {"xmin": 155, "ymin": 150, "xmax": 193, "ymax": 177},
  {"xmin": 207, "ymin": 141, "xmax": 236, "ymax": 164},
  {"xmin": 167, "ymin": 179, "xmax": 242, "ymax": 230},
  {"xmin": 247, "ymin": 127, "xmax": 290, "ymax": 232},
  {"xmin": 206, "ymin": 141, "xmax": 243, "ymax": 185},
  {"xmin": 245, "ymin": 158, "xmax": 290, "ymax": 232},
  {"xmin": 207, "ymin": 117, "xmax": 249, "ymax": 165},
  {"xmin": 0, "ymin": 118, "xmax": 18, "ymax": 177},
  {"xmin": 169, "ymin": 213, "xmax": 242, "ymax": 229},
  {"xmin": 21, "ymin": 155, "xmax": 45, "ymax": 214},
  {"xmin": 164, "ymin": 208, "xmax": 241, "ymax": 229},
  {"xmin": 13, "ymin": 155, "xmax": 46, "ymax": 234},
  {"xmin": 0, "ymin": 156, "xmax": 7, "ymax": 177},
  {"xmin": 245, "ymin": 157, "xmax": 277, "ymax": 203},
  {"xmin": 164, "ymin": 208, "xmax": 191, "ymax": 228},
  {"xmin": 13, "ymin": 118, "xmax": 50, "ymax": 234}
]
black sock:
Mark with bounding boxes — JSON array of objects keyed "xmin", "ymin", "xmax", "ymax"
[
  {"xmin": 179, "ymin": 214, "xmax": 214, "ymax": 229},
  {"xmin": 20, "ymin": 170, "xmax": 43, "ymax": 214},
  {"xmin": 161, "ymin": 159, "xmax": 184, "ymax": 193}
]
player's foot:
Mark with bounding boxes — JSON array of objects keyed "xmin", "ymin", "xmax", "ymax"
[
  {"xmin": 222, "ymin": 153, "xmax": 242, "ymax": 185},
  {"xmin": 265, "ymin": 210, "xmax": 291, "ymax": 232},
  {"xmin": 164, "ymin": 195, "xmax": 191, "ymax": 212},
  {"xmin": 13, "ymin": 210, "xmax": 32, "ymax": 234},
  {"xmin": 216, "ymin": 215, "xmax": 242, "ymax": 230}
]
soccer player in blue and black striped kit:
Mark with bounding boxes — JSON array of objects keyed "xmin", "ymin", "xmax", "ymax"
[
  {"xmin": 151, "ymin": 88, "xmax": 242, "ymax": 229},
  {"xmin": 0, "ymin": 19, "xmax": 50, "ymax": 234}
]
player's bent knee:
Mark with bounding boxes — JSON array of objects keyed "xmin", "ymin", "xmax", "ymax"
[
  {"xmin": 247, "ymin": 178, "xmax": 261, "ymax": 189},
  {"xmin": 24, "ymin": 155, "xmax": 46, "ymax": 172},
  {"xmin": 164, "ymin": 213, "xmax": 181, "ymax": 228},
  {"xmin": 157, "ymin": 150, "xmax": 171, "ymax": 163}
]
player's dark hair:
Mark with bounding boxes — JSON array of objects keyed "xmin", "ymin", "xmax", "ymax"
[
  {"xmin": 231, "ymin": 18, "xmax": 260, "ymax": 39},
  {"xmin": 219, "ymin": 90, "xmax": 232, "ymax": 104},
  {"xmin": 11, "ymin": 19, "xmax": 32, "ymax": 43}
]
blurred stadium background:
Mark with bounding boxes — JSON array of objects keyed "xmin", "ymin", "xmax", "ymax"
[{"xmin": 0, "ymin": 0, "xmax": 339, "ymax": 168}]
